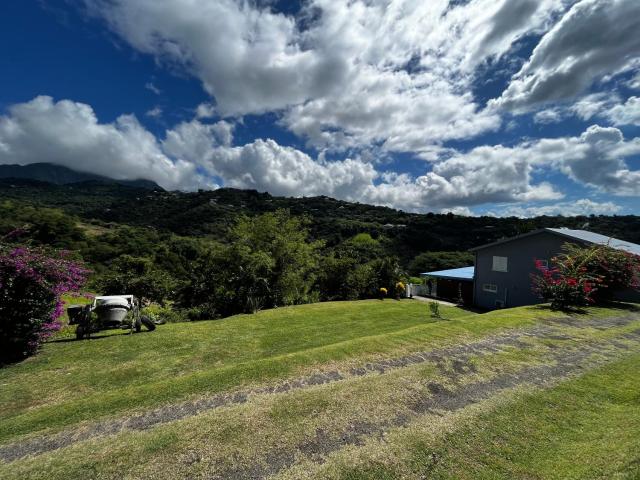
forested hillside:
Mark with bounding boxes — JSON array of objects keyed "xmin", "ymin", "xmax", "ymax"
[
  {"xmin": 1, "ymin": 178, "xmax": 639, "ymax": 320},
  {"xmin": 2, "ymin": 178, "xmax": 639, "ymax": 262}
]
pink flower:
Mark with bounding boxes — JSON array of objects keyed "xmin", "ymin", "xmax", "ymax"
[{"xmin": 1, "ymin": 244, "xmax": 89, "ymax": 359}]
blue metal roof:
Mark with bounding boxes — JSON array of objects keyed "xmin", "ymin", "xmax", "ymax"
[
  {"xmin": 420, "ymin": 266, "xmax": 475, "ymax": 281},
  {"xmin": 547, "ymin": 228, "xmax": 640, "ymax": 256}
]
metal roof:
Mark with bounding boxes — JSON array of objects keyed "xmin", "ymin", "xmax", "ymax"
[
  {"xmin": 420, "ymin": 266, "xmax": 475, "ymax": 281},
  {"xmin": 469, "ymin": 229, "xmax": 545, "ymax": 251},
  {"xmin": 547, "ymin": 228, "xmax": 640, "ymax": 256},
  {"xmin": 470, "ymin": 228, "xmax": 640, "ymax": 256}
]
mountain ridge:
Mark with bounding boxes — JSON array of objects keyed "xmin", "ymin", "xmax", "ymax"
[
  {"xmin": 1, "ymin": 178, "xmax": 638, "ymax": 264},
  {"xmin": 0, "ymin": 163, "xmax": 162, "ymax": 190}
]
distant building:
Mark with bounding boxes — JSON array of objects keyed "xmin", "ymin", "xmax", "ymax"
[{"xmin": 421, "ymin": 228, "xmax": 640, "ymax": 309}]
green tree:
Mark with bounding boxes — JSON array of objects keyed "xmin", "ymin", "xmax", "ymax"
[
  {"xmin": 95, "ymin": 255, "xmax": 177, "ymax": 305},
  {"xmin": 318, "ymin": 233, "xmax": 387, "ymax": 300},
  {"xmin": 179, "ymin": 210, "xmax": 323, "ymax": 318},
  {"xmin": 231, "ymin": 210, "xmax": 323, "ymax": 307},
  {"xmin": 370, "ymin": 256, "xmax": 404, "ymax": 293},
  {"xmin": 409, "ymin": 251, "xmax": 474, "ymax": 275}
]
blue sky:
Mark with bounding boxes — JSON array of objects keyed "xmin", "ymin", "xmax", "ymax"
[{"xmin": 0, "ymin": 0, "xmax": 639, "ymax": 217}]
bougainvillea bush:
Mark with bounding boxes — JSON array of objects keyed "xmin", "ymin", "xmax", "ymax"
[
  {"xmin": 0, "ymin": 244, "xmax": 88, "ymax": 364},
  {"xmin": 560, "ymin": 243, "xmax": 640, "ymax": 302},
  {"xmin": 532, "ymin": 243, "xmax": 640, "ymax": 310}
]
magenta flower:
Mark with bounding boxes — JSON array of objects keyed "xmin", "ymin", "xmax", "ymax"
[{"xmin": 1, "ymin": 244, "xmax": 89, "ymax": 363}]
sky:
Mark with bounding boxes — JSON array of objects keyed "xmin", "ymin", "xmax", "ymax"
[{"xmin": 0, "ymin": 0, "xmax": 639, "ymax": 217}]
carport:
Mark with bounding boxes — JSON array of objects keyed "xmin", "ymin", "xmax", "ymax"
[{"xmin": 419, "ymin": 266, "xmax": 475, "ymax": 305}]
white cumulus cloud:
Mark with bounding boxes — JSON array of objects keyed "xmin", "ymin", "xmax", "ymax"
[
  {"xmin": 605, "ymin": 96, "xmax": 640, "ymax": 126},
  {"xmin": 81, "ymin": 0, "xmax": 573, "ymax": 155},
  {"xmin": 464, "ymin": 125, "xmax": 640, "ymax": 196},
  {"xmin": 0, "ymin": 96, "xmax": 209, "ymax": 190},
  {"xmin": 495, "ymin": 0, "xmax": 640, "ymax": 112},
  {"xmin": 493, "ymin": 199, "xmax": 622, "ymax": 218},
  {"xmin": 4, "ymin": 96, "xmax": 639, "ymax": 213},
  {"xmin": 83, "ymin": 0, "xmax": 349, "ymax": 116}
]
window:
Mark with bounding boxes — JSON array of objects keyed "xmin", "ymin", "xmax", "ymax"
[
  {"xmin": 483, "ymin": 284, "xmax": 498, "ymax": 293},
  {"xmin": 492, "ymin": 256, "xmax": 508, "ymax": 272}
]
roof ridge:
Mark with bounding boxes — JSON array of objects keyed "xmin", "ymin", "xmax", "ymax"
[{"xmin": 470, "ymin": 227, "xmax": 640, "ymax": 256}]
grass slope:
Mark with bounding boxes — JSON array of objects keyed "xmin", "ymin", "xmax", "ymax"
[
  {"xmin": 0, "ymin": 300, "xmax": 639, "ymax": 479},
  {"xmin": 325, "ymin": 354, "xmax": 640, "ymax": 480},
  {"xmin": 0, "ymin": 300, "xmax": 471, "ymax": 441}
]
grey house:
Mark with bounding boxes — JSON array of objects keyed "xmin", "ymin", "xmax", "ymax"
[{"xmin": 470, "ymin": 228, "xmax": 640, "ymax": 310}]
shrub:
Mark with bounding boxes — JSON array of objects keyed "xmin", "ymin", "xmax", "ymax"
[
  {"xmin": 344, "ymin": 263, "xmax": 377, "ymax": 300},
  {"xmin": 371, "ymin": 257, "xmax": 404, "ymax": 294},
  {"xmin": 395, "ymin": 281, "xmax": 405, "ymax": 299},
  {"xmin": 532, "ymin": 263, "xmax": 594, "ymax": 310},
  {"xmin": 531, "ymin": 243, "xmax": 639, "ymax": 310},
  {"xmin": 428, "ymin": 301, "xmax": 440, "ymax": 318},
  {"xmin": 143, "ymin": 304, "xmax": 186, "ymax": 323},
  {"xmin": 379, "ymin": 287, "xmax": 387, "ymax": 300},
  {"xmin": 317, "ymin": 253, "xmax": 401, "ymax": 302},
  {"xmin": 560, "ymin": 243, "xmax": 640, "ymax": 302},
  {"xmin": 0, "ymin": 244, "xmax": 88, "ymax": 363},
  {"xmin": 95, "ymin": 255, "xmax": 177, "ymax": 305}
]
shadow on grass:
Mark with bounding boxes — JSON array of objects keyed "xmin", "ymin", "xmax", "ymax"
[
  {"xmin": 412, "ymin": 296, "xmax": 484, "ymax": 314},
  {"xmin": 594, "ymin": 301, "xmax": 640, "ymax": 312},
  {"xmin": 532, "ymin": 301, "xmax": 640, "ymax": 315},
  {"xmin": 532, "ymin": 304, "xmax": 588, "ymax": 315},
  {"xmin": 458, "ymin": 305, "xmax": 486, "ymax": 314},
  {"xmin": 48, "ymin": 329, "xmax": 154, "ymax": 344}
]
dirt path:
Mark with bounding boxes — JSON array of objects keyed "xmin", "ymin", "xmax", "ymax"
[{"xmin": 1, "ymin": 314, "xmax": 639, "ymax": 465}]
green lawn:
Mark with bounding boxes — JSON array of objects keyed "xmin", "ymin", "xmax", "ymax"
[
  {"xmin": 320, "ymin": 353, "xmax": 640, "ymax": 480},
  {"xmin": 424, "ymin": 354, "xmax": 640, "ymax": 479},
  {"xmin": 0, "ymin": 299, "xmax": 639, "ymax": 479},
  {"xmin": 0, "ymin": 300, "xmax": 472, "ymax": 441}
]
